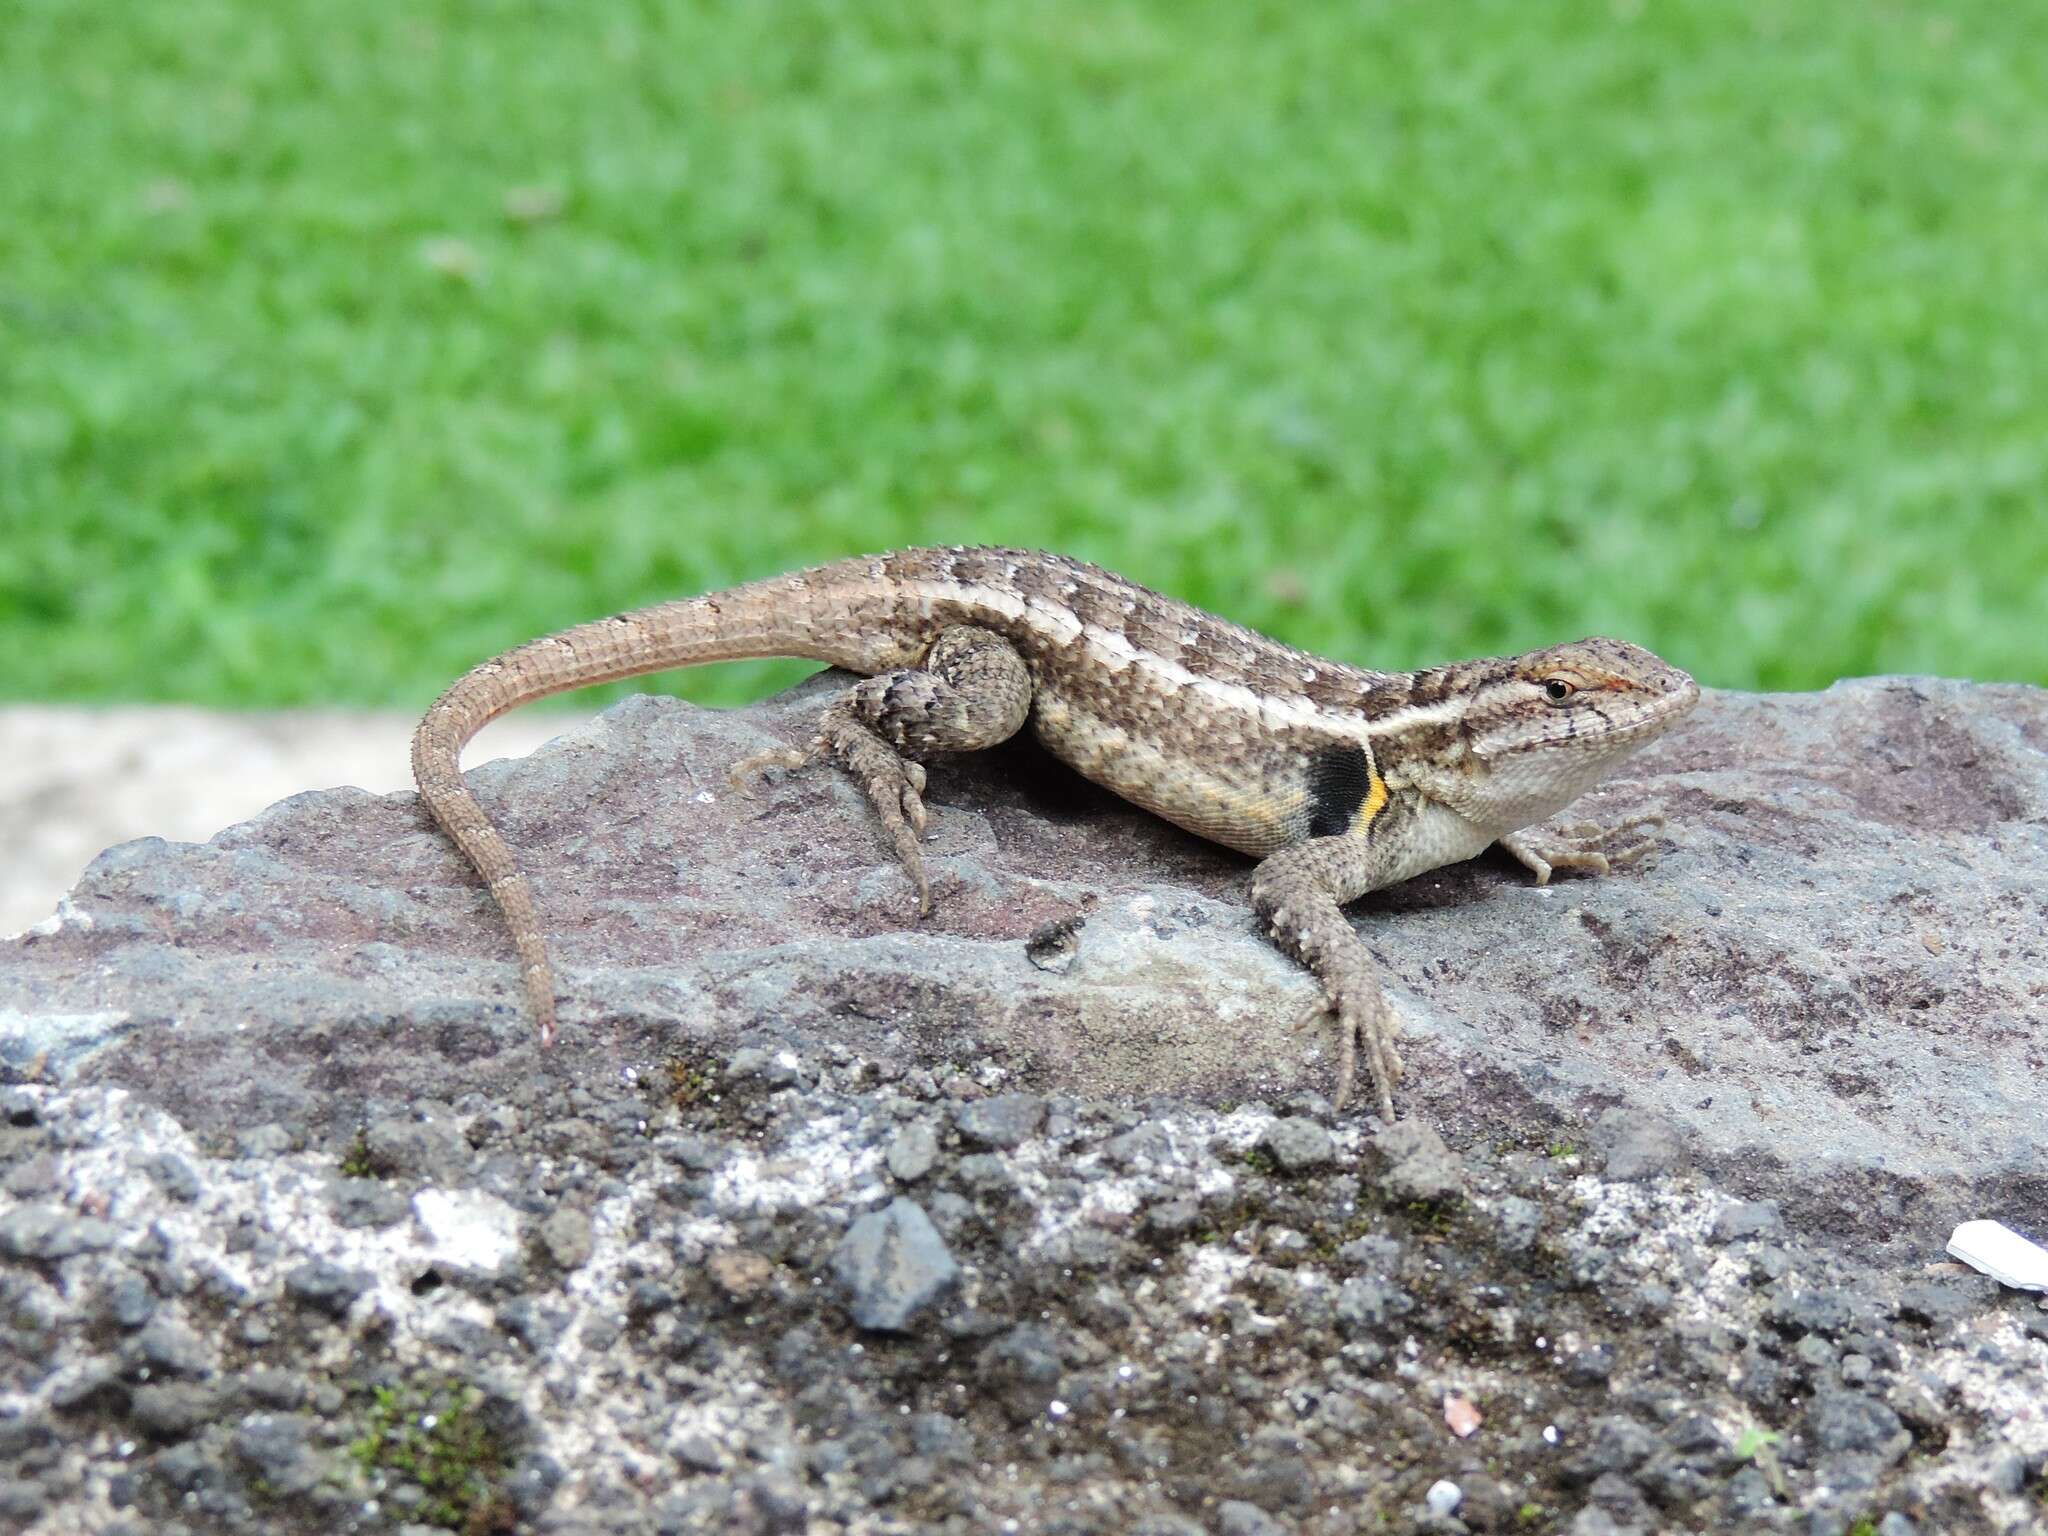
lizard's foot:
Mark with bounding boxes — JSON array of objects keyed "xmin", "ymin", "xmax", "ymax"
[
  {"xmin": 728, "ymin": 711, "xmax": 931, "ymax": 913},
  {"xmin": 1297, "ymin": 985, "xmax": 1404, "ymax": 1120},
  {"xmin": 1499, "ymin": 813, "xmax": 1664, "ymax": 886},
  {"xmin": 728, "ymin": 745, "xmax": 814, "ymax": 793},
  {"xmin": 816, "ymin": 707, "xmax": 932, "ymax": 914}
]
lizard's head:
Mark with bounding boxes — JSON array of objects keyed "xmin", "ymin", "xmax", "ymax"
[{"xmin": 1446, "ymin": 638, "xmax": 1700, "ymax": 826}]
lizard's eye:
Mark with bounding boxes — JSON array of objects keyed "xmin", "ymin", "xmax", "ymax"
[{"xmin": 1542, "ymin": 677, "xmax": 1577, "ymax": 704}]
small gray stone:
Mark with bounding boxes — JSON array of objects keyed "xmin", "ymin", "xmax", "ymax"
[
  {"xmin": 537, "ymin": 1207, "xmax": 594, "ymax": 1270},
  {"xmin": 1260, "ymin": 1116, "xmax": 1334, "ymax": 1172},
  {"xmin": 832, "ymin": 1198, "xmax": 959, "ymax": 1332},
  {"xmin": 233, "ymin": 1123, "xmax": 294, "ymax": 1158},
  {"xmin": 1894, "ymin": 1279, "xmax": 1982, "ymax": 1327},
  {"xmin": 2, "ymin": 1154, "xmax": 59, "ymax": 1199},
  {"xmin": 673, "ymin": 1431, "xmax": 725, "ymax": 1472},
  {"xmin": 0, "ymin": 1480, "xmax": 46, "ymax": 1524},
  {"xmin": 1876, "ymin": 1517, "xmax": 1917, "ymax": 1536},
  {"xmin": 143, "ymin": 1153, "xmax": 203, "ymax": 1203},
  {"xmin": 1986, "ymin": 1449, "xmax": 2028, "ymax": 1496},
  {"xmin": 328, "ymin": 1176, "xmax": 410, "ymax": 1229},
  {"xmin": 1808, "ymin": 1389, "xmax": 1910, "ymax": 1464},
  {"xmin": 281, "ymin": 1260, "xmax": 370, "ymax": 1319},
  {"xmin": 954, "ymin": 1094, "xmax": 1047, "ymax": 1150},
  {"xmin": 956, "ymin": 1153, "xmax": 1014, "ymax": 1196},
  {"xmin": 0, "ymin": 1205, "xmax": 119, "ymax": 1262},
  {"xmin": 1370, "ymin": 1121, "xmax": 1464, "ymax": 1203},
  {"xmin": 362, "ymin": 1116, "xmax": 464, "ymax": 1181},
  {"xmin": 886, "ymin": 1122, "xmax": 939, "ymax": 1182},
  {"xmin": 1591, "ymin": 1107, "xmax": 1686, "ymax": 1181},
  {"xmin": 975, "ymin": 1323, "xmax": 1064, "ymax": 1422},
  {"xmin": 1712, "ymin": 1200, "xmax": 1785, "ymax": 1243},
  {"xmin": 231, "ymin": 1411, "xmax": 322, "ymax": 1496},
  {"xmin": 129, "ymin": 1383, "xmax": 220, "ymax": 1441},
  {"xmin": 135, "ymin": 1320, "xmax": 211, "ymax": 1377},
  {"xmin": 103, "ymin": 1272, "xmax": 157, "ymax": 1330},
  {"xmin": 725, "ymin": 1046, "xmax": 802, "ymax": 1088},
  {"xmin": 1334, "ymin": 1276, "xmax": 1414, "ymax": 1337},
  {"xmin": 242, "ymin": 1368, "xmax": 305, "ymax": 1409},
  {"xmin": 1214, "ymin": 1498, "xmax": 1285, "ymax": 1536},
  {"xmin": 1495, "ymin": 1194, "xmax": 1543, "ymax": 1252},
  {"xmin": 1562, "ymin": 1415, "xmax": 1654, "ymax": 1486}
]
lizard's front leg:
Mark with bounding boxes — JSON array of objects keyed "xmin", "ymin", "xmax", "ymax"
[
  {"xmin": 731, "ymin": 626, "xmax": 1032, "ymax": 913},
  {"xmin": 1249, "ymin": 835, "xmax": 1400, "ymax": 1120},
  {"xmin": 1498, "ymin": 814, "xmax": 1663, "ymax": 886}
]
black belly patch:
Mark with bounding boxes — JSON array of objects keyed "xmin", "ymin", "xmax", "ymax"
[{"xmin": 1306, "ymin": 742, "xmax": 1374, "ymax": 838}]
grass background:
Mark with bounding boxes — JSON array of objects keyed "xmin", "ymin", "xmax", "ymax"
[{"xmin": 4, "ymin": 0, "xmax": 2044, "ymax": 713}]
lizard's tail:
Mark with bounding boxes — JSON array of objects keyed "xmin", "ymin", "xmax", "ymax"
[{"xmin": 410, "ymin": 569, "xmax": 919, "ymax": 1044}]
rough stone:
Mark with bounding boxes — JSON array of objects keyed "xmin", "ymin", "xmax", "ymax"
[
  {"xmin": 954, "ymin": 1094, "xmax": 1047, "ymax": 1150},
  {"xmin": 1370, "ymin": 1120, "xmax": 1464, "ymax": 1203},
  {"xmin": 281, "ymin": 1261, "xmax": 370, "ymax": 1319},
  {"xmin": 1712, "ymin": 1200, "xmax": 1786, "ymax": 1243},
  {"xmin": 1259, "ymin": 1115, "xmax": 1334, "ymax": 1172},
  {"xmin": 0, "ymin": 678, "xmax": 2040, "ymax": 1536},
  {"xmin": 831, "ymin": 1198, "xmax": 959, "ymax": 1332},
  {"xmin": 537, "ymin": 1207, "xmax": 595, "ymax": 1271},
  {"xmin": 0, "ymin": 1206, "xmax": 119, "ymax": 1262},
  {"xmin": 885, "ymin": 1122, "xmax": 939, "ymax": 1182}
]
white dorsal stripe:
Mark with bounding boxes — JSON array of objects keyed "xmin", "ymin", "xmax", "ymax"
[{"xmin": 905, "ymin": 577, "xmax": 1367, "ymax": 732}]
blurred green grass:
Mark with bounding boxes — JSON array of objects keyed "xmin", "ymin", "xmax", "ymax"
[{"xmin": 3, "ymin": 0, "xmax": 2044, "ymax": 711}]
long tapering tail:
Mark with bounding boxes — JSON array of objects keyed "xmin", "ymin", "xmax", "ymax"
[{"xmin": 410, "ymin": 566, "xmax": 919, "ymax": 1042}]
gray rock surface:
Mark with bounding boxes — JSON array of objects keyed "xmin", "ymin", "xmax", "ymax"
[{"xmin": 0, "ymin": 675, "xmax": 2044, "ymax": 1534}]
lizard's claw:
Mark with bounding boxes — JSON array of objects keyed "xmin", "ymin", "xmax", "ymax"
[
  {"xmin": 1501, "ymin": 814, "xmax": 1665, "ymax": 886},
  {"xmin": 812, "ymin": 711, "xmax": 933, "ymax": 916},
  {"xmin": 728, "ymin": 745, "xmax": 814, "ymax": 795},
  {"xmin": 1295, "ymin": 988, "xmax": 1403, "ymax": 1121}
]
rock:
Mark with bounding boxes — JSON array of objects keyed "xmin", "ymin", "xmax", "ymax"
[
  {"xmin": 0, "ymin": 679, "xmax": 2041, "ymax": 1535},
  {"xmin": 1259, "ymin": 1116, "xmax": 1334, "ymax": 1172},
  {"xmin": 129, "ymin": 1383, "xmax": 221, "ymax": 1441},
  {"xmin": 1216, "ymin": 1500, "xmax": 1285, "ymax": 1536},
  {"xmin": 327, "ymin": 1176, "xmax": 410, "ymax": 1229},
  {"xmin": 134, "ymin": 1320, "xmax": 211, "ymax": 1377},
  {"xmin": 1591, "ymin": 1108, "xmax": 1686, "ymax": 1181},
  {"xmin": 975, "ymin": 1324, "xmax": 1064, "ymax": 1423},
  {"xmin": 102, "ymin": 1272, "xmax": 156, "ymax": 1330},
  {"xmin": 954, "ymin": 1094, "xmax": 1047, "ymax": 1150},
  {"xmin": 0, "ymin": 1205, "xmax": 119, "ymax": 1262},
  {"xmin": 831, "ymin": 1199, "xmax": 959, "ymax": 1332},
  {"xmin": 1893, "ymin": 1279, "xmax": 1984, "ymax": 1327},
  {"xmin": 1494, "ymin": 1194, "xmax": 1543, "ymax": 1252},
  {"xmin": 1334, "ymin": 1276, "xmax": 1414, "ymax": 1337},
  {"xmin": 230, "ymin": 1412, "xmax": 322, "ymax": 1496},
  {"xmin": 1370, "ymin": 1121, "xmax": 1464, "ymax": 1203},
  {"xmin": 1712, "ymin": 1201, "xmax": 1785, "ymax": 1243},
  {"xmin": 360, "ymin": 1116, "xmax": 464, "ymax": 1181},
  {"xmin": 537, "ymin": 1207, "xmax": 594, "ymax": 1270},
  {"xmin": 142, "ymin": 1152, "xmax": 202, "ymax": 1203},
  {"xmin": 281, "ymin": 1260, "xmax": 370, "ymax": 1319},
  {"xmin": 886, "ymin": 1122, "xmax": 939, "ymax": 1182},
  {"xmin": 1808, "ymin": 1389, "xmax": 1911, "ymax": 1464},
  {"xmin": 1561, "ymin": 1416, "xmax": 1655, "ymax": 1487}
]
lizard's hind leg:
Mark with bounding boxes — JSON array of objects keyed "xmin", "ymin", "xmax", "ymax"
[{"xmin": 731, "ymin": 626, "xmax": 1033, "ymax": 914}]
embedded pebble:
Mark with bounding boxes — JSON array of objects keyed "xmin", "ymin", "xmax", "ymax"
[{"xmin": 831, "ymin": 1198, "xmax": 959, "ymax": 1332}]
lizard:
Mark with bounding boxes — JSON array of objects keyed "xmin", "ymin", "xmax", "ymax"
[{"xmin": 411, "ymin": 546, "xmax": 1700, "ymax": 1118}]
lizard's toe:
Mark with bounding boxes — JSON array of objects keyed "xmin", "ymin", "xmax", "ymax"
[{"xmin": 728, "ymin": 744, "xmax": 812, "ymax": 794}]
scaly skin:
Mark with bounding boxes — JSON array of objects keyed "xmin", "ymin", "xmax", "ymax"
[{"xmin": 413, "ymin": 547, "xmax": 1700, "ymax": 1117}]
